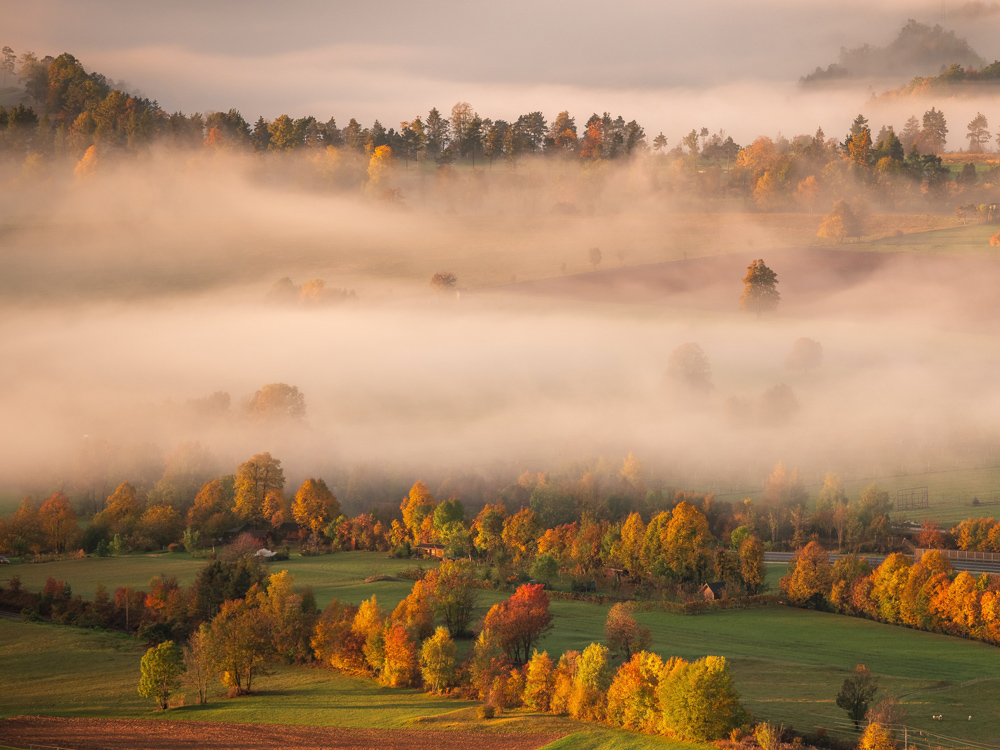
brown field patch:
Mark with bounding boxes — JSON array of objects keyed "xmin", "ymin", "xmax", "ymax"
[{"xmin": 0, "ymin": 716, "xmax": 564, "ymax": 750}]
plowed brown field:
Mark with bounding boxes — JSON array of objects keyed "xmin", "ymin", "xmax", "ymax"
[{"xmin": 0, "ymin": 716, "xmax": 563, "ymax": 750}]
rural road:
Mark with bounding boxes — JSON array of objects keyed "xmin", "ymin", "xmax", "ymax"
[{"xmin": 764, "ymin": 551, "xmax": 1000, "ymax": 574}]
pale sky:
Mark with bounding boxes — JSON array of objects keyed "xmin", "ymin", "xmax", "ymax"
[{"xmin": 3, "ymin": 0, "xmax": 998, "ymax": 144}]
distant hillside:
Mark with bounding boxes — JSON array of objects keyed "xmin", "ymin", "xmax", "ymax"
[
  {"xmin": 801, "ymin": 19, "xmax": 985, "ymax": 85},
  {"xmin": 878, "ymin": 60, "xmax": 1000, "ymax": 97}
]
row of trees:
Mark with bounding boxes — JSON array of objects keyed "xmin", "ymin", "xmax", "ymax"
[
  {"xmin": 780, "ymin": 543, "xmax": 1000, "ymax": 646},
  {"xmin": 3, "ymin": 48, "xmax": 999, "ymax": 214},
  {"xmin": 1, "ymin": 451, "xmax": 916, "ymax": 596}
]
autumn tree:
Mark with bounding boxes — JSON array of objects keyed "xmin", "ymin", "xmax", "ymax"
[
  {"xmin": 292, "ymin": 478, "xmax": 340, "ymax": 539},
  {"xmin": 780, "ymin": 541, "xmax": 832, "ymax": 608},
  {"xmin": 570, "ymin": 642, "xmax": 612, "ymax": 721},
  {"xmin": 818, "ymin": 200, "xmax": 863, "ymax": 243},
  {"xmin": 391, "ymin": 575, "xmax": 436, "ymax": 641},
  {"xmin": 662, "ymin": 501, "xmax": 715, "ymax": 584},
  {"xmin": 523, "ymin": 650, "xmax": 556, "ymax": 711},
  {"xmin": 95, "ymin": 482, "xmax": 143, "ymax": 538},
  {"xmin": 740, "ymin": 259, "xmax": 780, "ymax": 316},
  {"xmin": 606, "ymin": 650, "xmax": 665, "ymax": 732},
  {"xmin": 38, "ymin": 492, "xmax": 78, "ymax": 553},
  {"xmin": 184, "ymin": 625, "xmax": 213, "ymax": 705},
  {"xmin": 138, "ymin": 640, "xmax": 186, "ymax": 709},
  {"xmin": 739, "ymin": 536, "xmax": 766, "ymax": 595},
  {"xmin": 858, "ymin": 722, "xmax": 895, "ymax": 750},
  {"xmin": 246, "ymin": 383, "xmax": 305, "ymax": 422},
  {"xmin": 482, "ymin": 583, "xmax": 554, "ymax": 665},
  {"xmin": 836, "ymin": 664, "xmax": 879, "ymax": 730},
  {"xmin": 660, "ymin": 655, "xmax": 747, "ymax": 741},
  {"xmin": 187, "ymin": 479, "xmax": 236, "ymax": 539},
  {"xmin": 367, "ymin": 144, "xmax": 394, "ymax": 187},
  {"xmin": 433, "ymin": 560, "xmax": 479, "ymax": 637},
  {"xmin": 419, "ymin": 626, "xmax": 456, "ymax": 692},
  {"xmin": 205, "ymin": 597, "xmax": 276, "ymax": 694},
  {"xmin": 137, "ymin": 504, "xmax": 183, "ymax": 549},
  {"xmin": 502, "ymin": 506, "xmax": 541, "ymax": 565},
  {"xmin": 233, "ymin": 453, "xmax": 285, "ymax": 525},
  {"xmin": 604, "ymin": 602, "xmax": 652, "ymax": 659},
  {"xmin": 381, "ymin": 622, "xmax": 420, "ymax": 687},
  {"xmin": 400, "ymin": 481, "xmax": 436, "ymax": 544}
]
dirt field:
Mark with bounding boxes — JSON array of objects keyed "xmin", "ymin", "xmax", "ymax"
[{"xmin": 0, "ymin": 716, "xmax": 563, "ymax": 750}]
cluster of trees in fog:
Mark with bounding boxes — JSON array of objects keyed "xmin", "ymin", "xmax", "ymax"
[
  {"xmin": 1, "ymin": 49, "xmax": 999, "ymax": 217},
  {"xmin": 801, "ymin": 20, "xmax": 986, "ymax": 84}
]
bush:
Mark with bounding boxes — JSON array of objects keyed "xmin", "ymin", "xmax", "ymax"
[
  {"xmin": 167, "ymin": 543, "xmax": 183, "ymax": 554},
  {"xmin": 990, "ymin": 233, "xmax": 1000, "ymax": 247},
  {"xmin": 477, "ymin": 703, "xmax": 495, "ymax": 720}
]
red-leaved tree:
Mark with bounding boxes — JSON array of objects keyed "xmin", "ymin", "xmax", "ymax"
[{"xmin": 482, "ymin": 583, "xmax": 554, "ymax": 665}]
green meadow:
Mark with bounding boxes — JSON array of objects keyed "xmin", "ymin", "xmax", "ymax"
[{"xmin": 3, "ymin": 551, "xmax": 999, "ymax": 746}]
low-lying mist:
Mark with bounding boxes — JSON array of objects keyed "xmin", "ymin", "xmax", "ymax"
[{"xmin": 2, "ymin": 150, "xmax": 999, "ymax": 511}]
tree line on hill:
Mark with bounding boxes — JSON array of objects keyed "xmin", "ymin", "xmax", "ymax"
[{"xmin": 1, "ymin": 48, "xmax": 999, "ymax": 219}]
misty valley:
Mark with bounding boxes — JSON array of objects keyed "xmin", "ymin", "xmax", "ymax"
[{"xmin": 2, "ymin": 10, "xmax": 1000, "ymax": 750}]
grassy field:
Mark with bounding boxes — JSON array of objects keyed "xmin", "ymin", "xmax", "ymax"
[
  {"xmin": 3, "ymin": 551, "xmax": 1000, "ymax": 746},
  {"xmin": 0, "ymin": 619, "xmax": 700, "ymax": 750}
]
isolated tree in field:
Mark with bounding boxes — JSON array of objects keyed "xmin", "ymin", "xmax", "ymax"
[
  {"xmin": 785, "ymin": 337, "xmax": 823, "ymax": 372},
  {"xmin": 836, "ymin": 664, "xmax": 879, "ymax": 730},
  {"xmin": 292, "ymin": 478, "xmax": 340, "ymax": 538},
  {"xmin": 430, "ymin": 271, "xmax": 457, "ymax": 290},
  {"xmin": 247, "ymin": 383, "xmax": 305, "ymax": 422},
  {"xmin": 604, "ymin": 602, "xmax": 652, "ymax": 659},
  {"xmin": 483, "ymin": 583, "xmax": 554, "ymax": 665},
  {"xmin": 665, "ymin": 342, "xmax": 713, "ymax": 397},
  {"xmin": 138, "ymin": 640, "xmax": 185, "ymax": 709},
  {"xmin": 419, "ymin": 626, "xmax": 456, "ymax": 692},
  {"xmin": 205, "ymin": 598, "xmax": 276, "ymax": 695},
  {"xmin": 660, "ymin": 655, "xmax": 746, "ymax": 741},
  {"xmin": 233, "ymin": 452, "xmax": 285, "ymax": 525},
  {"xmin": 587, "ymin": 246, "xmax": 602, "ymax": 270},
  {"xmin": 740, "ymin": 259, "xmax": 780, "ymax": 316}
]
